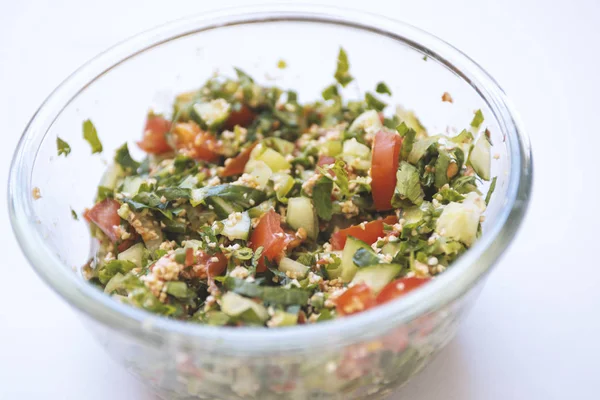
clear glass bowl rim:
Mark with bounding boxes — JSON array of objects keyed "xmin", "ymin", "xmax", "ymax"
[{"xmin": 8, "ymin": 4, "xmax": 533, "ymax": 354}]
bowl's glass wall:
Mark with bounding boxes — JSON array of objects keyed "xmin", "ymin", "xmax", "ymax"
[{"xmin": 23, "ymin": 18, "xmax": 514, "ymax": 399}]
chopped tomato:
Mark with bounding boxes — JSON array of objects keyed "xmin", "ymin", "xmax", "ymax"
[
  {"xmin": 184, "ymin": 248, "xmax": 195, "ymax": 267},
  {"xmin": 172, "ymin": 122, "xmax": 221, "ymax": 162},
  {"xmin": 335, "ymin": 283, "xmax": 376, "ymax": 316},
  {"xmin": 221, "ymin": 143, "xmax": 257, "ymax": 177},
  {"xmin": 371, "ymin": 130, "xmax": 402, "ymax": 210},
  {"xmin": 376, "ymin": 277, "xmax": 431, "ymax": 305},
  {"xmin": 84, "ymin": 198, "xmax": 122, "ymax": 242},
  {"xmin": 249, "ymin": 210, "xmax": 287, "ymax": 272},
  {"xmin": 197, "ymin": 251, "xmax": 227, "ymax": 278},
  {"xmin": 137, "ymin": 115, "xmax": 172, "ymax": 154},
  {"xmin": 330, "ymin": 215, "xmax": 397, "ymax": 250},
  {"xmin": 224, "ymin": 104, "xmax": 256, "ymax": 130}
]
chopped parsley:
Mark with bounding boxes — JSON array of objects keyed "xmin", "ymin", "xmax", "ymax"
[
  {"xmin": 82, "ymin": 119, "xmax": 103, "ymax": 154},
  {"xmin": 56, "ymin": 137, "xmax": 71, "ymax": 156}
]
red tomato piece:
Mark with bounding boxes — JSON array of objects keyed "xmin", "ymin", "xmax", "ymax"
[
  {"xmin": 371, "ymin": 130, "xmax": 402, "ymax": 211},
  {"xmin": 172, "ymin": 122, "xmax": 221, "ymax": 162},
  {"xmin": 84, "ymin": 198, "xmax": 122, "ymax": 242},
  {"xmin": 376, "ymin": 277, "xmax": 431, "ymax": 305},
  {"xmin": 330, "ymin": 215, "xmax": 398, "ymax": 250},
  {"xmin": 137, "ymin": 115, "xmax": 172, "ymax": 154},
  {"xmin": 335, "ymin": 283, "xmax": 376, "ymax": 316},
  {"xmin": 221, "ymin": 143, "xmax": 257, "ymax": 177},
  {"xmin": 249, "ymin": 210, "xmax": 287, "ymax": 272},
  {"xmin": 184, "ymin": 248, "xmax": 195, "ymax": 267},
  {"xmin": 224, "ymin": 104, "xmax": 256, "ymax": 130}
]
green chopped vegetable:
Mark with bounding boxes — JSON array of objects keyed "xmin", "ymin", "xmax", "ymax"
[
  {"xmin": 114, "ymin": 143, "xmax": 140, "ymax": 172},
  {"xmin": 57, "ymin": 137, "xmax": 71, "ymax": 156},
  {"xmin": 375, "ymin": 82, "xmax": 392, "ymax": 95},
  {"xmin": 334, "ymin": 47, "xmax": 353, "ymax": 87},
  {"xmin": 470, "ymin": 109, "xmax": 484, "ymax": 129},
  {"xmin": 82, "ymin": 119, "xmax": 102, "ymax": 153}
]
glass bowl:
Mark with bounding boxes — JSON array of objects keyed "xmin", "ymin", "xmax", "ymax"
[{"xmin": 8, "ymin": 5, "xmax": 532, "ymax": 399}]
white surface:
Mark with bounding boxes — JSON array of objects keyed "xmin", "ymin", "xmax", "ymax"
[{"xmin": 1, "ymin": 0, "xmax": 599, "ymax": 399}]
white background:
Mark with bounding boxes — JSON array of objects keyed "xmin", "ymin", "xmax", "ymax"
[{"xmin": 1, "ymin": 0, "xmax": 599, "ymax": 399}]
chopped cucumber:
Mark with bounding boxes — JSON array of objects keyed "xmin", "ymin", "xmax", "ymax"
[
  {"xmin": 435, "ymin": 194, "xmax": 485, "ymax": 246},
  {"xmin": 270, "ymin": 172, "xmax": 295, "ymax": 202},
  {"xmin": 249, "ymin": 144, "xmax": 291, "ymax": 172},
  {"xmin": 342, "ymin": 139, "xmax": 371, "ymax": 170},
  {"xmin": 348, "ymin": 110, "xmax": 383, "ymax": 134},
  {"xmin": 263, "ymin": 137, "xmax": 295, "ymax": 155},
  {"xmin": 165, "ymin": 281, "xmax": 190, "ymax": 299},
  {"xmin": 269, "ymin": 310, "xmax": 298, "ymax": 327},
  {"xmin": 120, "ymin": 176, "xmax": 144, "ymax": 196},
  {"xmin": 220, "ymin": 211, "xmax": 251, "ymax": 241},
  {"xmin": 248, "ymin": 198, "xmax": 276, "ymax": 219},
  {"xmin": 340, "ymin": 236, "xmax": 373, "ymax": 282},
  {"xmin": 468, "ymin": 134, "xmax": 491, "ymax": 181},
  {"xmin": 220, "ymin": 292, "xmax": 269, "ymax": 323},
  {"xmin": 278, "ymin": 257, "xmax": 309, "ymax": 279},
  {"xmin": 191, "ymin": 98, "xmax": 231, "ymax": 129},
  {"xmin": 286, "ymin": 197, "xmax": 318, "ymax": 240},
  {"xmin": 246, "ymin": 160, "xmax": 272, "ymax": 189},
  {"xmin": 381, "ymin": 242, "xmax": 401, "ymax": 257},
  {"xmin": 320, "ymin": 140, "xmax": 343, "ymax": 156},
  {"xmin": 100, "ymin": 163, "xmax": 124, "ymax": 190},
  {"xmin": 407, "ymin": 136, "xmax": 439, "ymax": 164},
  {"xmin": 351, "ymin": 263, "xmax": 402, "ymax": 293},
  {"xmin": 117, "ymin": 242, "xmax": 145, "ymax": 268},
  {"xmin": 396, "ymin": 105, "xmax": 427, "ymax": 137}
]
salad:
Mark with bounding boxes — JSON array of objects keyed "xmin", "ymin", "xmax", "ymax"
[{"xmin": 80, "ymin": 49, "xmax": 494, "ymax": 327}]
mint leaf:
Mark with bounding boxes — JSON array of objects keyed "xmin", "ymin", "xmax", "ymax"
[
  {"xmin": 312, "ymin": 177, "xmax": 333, "ymax": 220},
  {"xmin": 82, "ymin": 119, "xmax": 102, "ymax": 153},
  {"xmin": 365, "ymin": 92, "xmax": 387, "ymax": 111},
  {"xmin": 397, "ymin": 122, "xmax": 416, "ymax": 160},
  {"xmin": 322, "ymin": 84, "xmax": 339, "ymax": 101},
  {"xmin": 334, "ymin": 47, "xmax": 353, "ymax": 87},
  {"xmin": 114, "ymin": 143, "xmax": 140, "ymax": 172},
  {"xmin": 317, "ymin": 159, "xmax": 350, "ymax": 198},
  {"xmin": 375, "ymin": 82, "xmax": 392, "ymax": 95},
  {"xmin": 470, "ymin": 109, "xmax": 484, "ymax": 129},
  {"xmin": 56, "ymin": 137, "xmax": 71, "ymax": 156},
  {"xmin": 392, "ymin": 162, "xmax": 424, "ymax": 207}
]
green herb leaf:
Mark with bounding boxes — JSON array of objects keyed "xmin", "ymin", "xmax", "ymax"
[
  {"xmin": 397, "ymin": 122, "xmax": 416, "ymax": 160},
  {"xmin": 375, "ymin": 82, "xmax": 392, "ymax": 95},
  {"xmin": 114, "ymin": 143, "xmax": 140, "ymax": 172},
  {"xmin": 437, "ymin": 186, "xmax": 466, "ymax": 203},
  {"xmin": 223, "ymin": 277, "xmax": 311, "ymax": 306},
  {"xmin": 470, "ymin": 109, "xmax": 484, "ymax": 129},
  {"xmin": 234, "ymin": 67, "xmax": 254, "ymax": 85},
  {"xmin": 156, "ymin": 187, "xmax": 191, "ymax": 201},
  {"xmin": 392, "ymin": 162, "xmax": 424, "ymax": 207},
  {"xmin": 334, "ymin": 47, "xmax": 353, "ymax": 87},
  {"xmin": 82, "ymin": 119, "xmax": 103, "ymax": 153},
  {"xmin": 322, "ymin": 84, "xmax": 339, "ymax": 101},
  {"xmin": 96, "ymin": 186, "xmax": 113, "ymax": 202},
  {"xmin": 317, "ymin": 309, "xmax": 335, "ymax": 322},
  {"xmin": 485, "ymin": 176, "xmax": 497, "ymax": 205},
  {"xmin": 312, "ymin": 177, "xmax": 334, "ymax": 221},
  {"xmin": 317, "ymin": 159, "xmax": 350, "ymax": 198},
  {"xmin": 56, "ymin": 137, "xmax": 71, "ymax": 156},
  {"xmin": 70, "ymin": 208, "xmax": 78, "ymax": 220},
  {"xmin": 365, "ymin": 92, "xmax": 387, "ymax": 112}
]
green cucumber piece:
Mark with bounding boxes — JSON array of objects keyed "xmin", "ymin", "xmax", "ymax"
[
  {"xmin": 120, "ymin": 176, "xmax": 144, "ymax": 196},
  {"xmin": 351, "ymin": 263, "xmax": 403, "ymax": 293},
  {"xmin": 278, "ymin": 257, "xmax": 309, "ymax": 279},
  {"xmin": 220, "ymin": 211, "xmax": 251, "ymax": 241},
  {"xmin": 263, "ymin": 137, "xmax": 295, "ymax": 155},
  {"xmin": 286, "ymin": 197, "xmax": 318, "ymax": 240},
  {"xmin": 468, "ymin": 134, "xmax": 491, "ymax": 181},
  {"xmin": 349, "ymin": 110, "xmax": 383, "ymax": 134},
  {"xmin": 220, "ymin": 292, "xmax": 269, "ymax": 323},
  {"xmin": 117, "ymin": 242, "xmax": 145, "ymax": 268},
  {"xmin": 340, "ymin": 236, "xmax": 373, "ymax": 282},
  {"xmin": 190, "ymin": 98, "xmax": 231, "ymax": 129},
  {"xmin": 249, "ymin": 145, "xmax": 291, "ymax": 172},
  {"xmin": 246, "ymin": 160, "xmax": 272, "ymax": 189},
  {"xmin": 320, "ymin": 140, "xmax": 343, "ymax": 156},
  {"xmin": 342, "ymin": 139, "xmax": 371, "ymax": 170},
  {"xmin": 435, "ymin": 195, "xmax": 484, "ymax": 246},
  {"xmin": 100, "ymin": 163, "xmax": 124, "ymax": 190},
  {"xmin": 270, "ymin": 172, "xmax": 295, "ymax": 202},
  {"xmin": 248, "ymin": 198, "xmax": 276, "ymax": 219},
  {"xmin": 381, "ymin": 242, "xmax": 402, "ymax": 257},
  {"xmin": 207, "ymin": 197, "xmax": 241, "ymax": 220}
]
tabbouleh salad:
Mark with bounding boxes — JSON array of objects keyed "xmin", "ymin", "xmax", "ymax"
[{"xmin": 80, "ymin": 49, "xmax": 495, "ymax": 327}]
